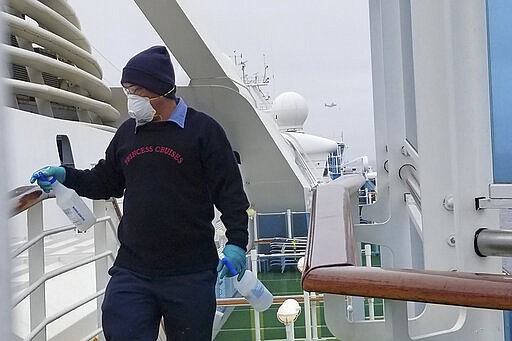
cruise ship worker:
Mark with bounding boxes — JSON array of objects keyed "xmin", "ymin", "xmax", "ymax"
[{"xmin": 31, "ymin": 45, "xmax": 250, "ymax": 341}]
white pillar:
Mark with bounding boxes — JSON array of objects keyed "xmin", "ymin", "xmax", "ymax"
[{"xmin": 0, "ymin": 7, "xmax": 11, "ymax": 337}]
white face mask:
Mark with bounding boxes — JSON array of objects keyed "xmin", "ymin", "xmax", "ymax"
[{"xmin": 127, "ymin": 94, "xmax": 156, "ymax": 128}]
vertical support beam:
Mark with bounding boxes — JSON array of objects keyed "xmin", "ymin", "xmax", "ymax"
[
  {"xmin": 410, "ymin": 0, "xmax": 500, "ymax": 271},
  {"xmin": 0, "ymin": 6, "xmax": 11, "ymax": 338},
  {"xmin": 77, "ymin": 109, "xmax": 93, "ymax": 123},
  {"xmin": 409, "ymin": 1, "xmax": 502, "ymax": 340},
  {"xmin": 360, "ymin": 0, "xmax": 414, "ymax": 267},
  {"xmin": 409, "ymin": 0, "xmax": 457, "ymax": 272},
  {"xmin": 74, "ymin": 88, "xmax": 93, "ymax": 123},
  {"xmin": 388, "ymin": 300, "xmax": 412, "ymax": 340},
  {"xmin": 93, "ymin": 200, "xmax": 108, "ymax": 340},
  {"xmin": 27, "ymin": 203, "xmax": 46, "ymax": 341}
]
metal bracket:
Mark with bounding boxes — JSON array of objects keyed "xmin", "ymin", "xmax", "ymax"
[
  {"xmin": 475, "ymin": 184, "xmax": 512, "ymax": 210},
  {"xmin": 475, "ymin": 197, "xmax": 512, "ymax": 210}
]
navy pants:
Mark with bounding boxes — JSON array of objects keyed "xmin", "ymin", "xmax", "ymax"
[{"xmin": 102, "ymin": 266, "xmax": 217, "ymax": 341}]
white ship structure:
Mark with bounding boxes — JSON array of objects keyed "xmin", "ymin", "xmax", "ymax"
[{"xmin": 1, "ymin": 1, "xmax": 512, "ymax": 341}]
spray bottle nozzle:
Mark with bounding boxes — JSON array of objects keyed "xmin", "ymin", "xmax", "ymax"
[
  {"xmin": 35, "ymin": 172, "xmax": 56, "ymax": 184},
  {"xmin": 220, "ymin": 256, "xmax": 239, "ymax": 276}
]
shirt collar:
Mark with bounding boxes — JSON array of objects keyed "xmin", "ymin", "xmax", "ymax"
[{"xmin": 167, "ymin": 97, "xmax": 187, "ymax": 128}]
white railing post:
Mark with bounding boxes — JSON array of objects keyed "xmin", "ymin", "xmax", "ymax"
[
  {"xmin": 104, "ymin": 200, "xmax": 121, "ymax": 258},
  {"xmin": 286, "ymin": 209, "xmax": 293, "ymax": 238},
  {"xmin": 253, "ymin": 213, "xmax": 259, "ymax": 245},
  {"xmin": 310, "ymin": 291, "xmax": 319, "ymax": 341},
  {"xmin": 93, "ymin": 200, "xmax": 109, "ymax": 341},
  {"xmin": 250, "ymin": 249, "xmax": 262, "ymax": 341},
  {"xmin": 285, "ymin": 322, "xmax": 295, "ymax": 341},
  {"xmin": 364, "ymin": 244, "xmax": 375, "ymax": 320},
  {"xmin": 303, "ymin": 290, "xmax": 312, "ymax": 341},
  {"xmin": 27, "ymin": 203, "xmax": 47, "ymax": 341},
  {"xmin": 297, "ymin": 257, "xmax": 312, "ymax": 341}
]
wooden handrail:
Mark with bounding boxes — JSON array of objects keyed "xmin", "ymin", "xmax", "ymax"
[
  {"xmin": 303, "ymin": 266, "xmax": 512, "ymax": 310},
  {"xmin": 8, "ymin": 185, "xmax": 52, "ymax": 218},
  {"xmin": 302, "ymin": 176, "xmax": 512, "ymax": 310},
  {"xmin": 8, "ymin": 185, "xmax": 123, "ymax": 221}
]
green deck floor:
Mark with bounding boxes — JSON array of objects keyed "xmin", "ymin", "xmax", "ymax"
[{"xmin": 214, "ymin": 268, "xmax": 339, "ymax": 341}]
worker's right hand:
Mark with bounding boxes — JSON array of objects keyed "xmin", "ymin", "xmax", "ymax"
[{"xmin": 29, "ymin": 166, "xmax": 66, "ymax": 193}]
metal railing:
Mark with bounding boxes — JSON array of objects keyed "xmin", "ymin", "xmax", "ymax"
[
  {"xmin": 398, "ymin": 163, "xmax": 421, "ymax": 209},
  {"xmin": 474, "ymin": 228, "xmax": 512, "ymax": 257},
  {"xmin": 9, "ymin": 185, "xmax": 121, "ymax": 341},
  {"xmin": 9, "ymin": 185, "xmax": 330, "ymax": 340}
]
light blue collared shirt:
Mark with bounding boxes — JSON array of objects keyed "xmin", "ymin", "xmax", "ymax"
[{"xmin": 167, "ymin": 97, "xmax": 187, "ymax": 128}]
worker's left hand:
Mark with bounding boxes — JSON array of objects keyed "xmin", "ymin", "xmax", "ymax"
[{"xmin": 217, "ymin": 244, "xmax": 247, "ymax": 280}]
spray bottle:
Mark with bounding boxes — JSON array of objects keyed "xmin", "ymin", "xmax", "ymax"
[
  {"xmin": 35, "ymin": 172, "xmax": 97, "ymax": 232},
  {"xmin": 221, "ymin": 256, "xmax": 273, "ymax": 312}
]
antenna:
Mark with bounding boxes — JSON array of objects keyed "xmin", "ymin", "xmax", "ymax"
[
  {"xmin": 237, "ymin": 52, "xmax": 247, "ymax": 83},
  {"xmin": 241, "ymin": 60, "xmax": 246, "ymax": 83},
  {"xmin": 232, "ymin": 50, "xmax": 248, "ymax": 82},
  {"xmin": 263, "ymin": 54, "xmax": 269, "ymax": 83}
]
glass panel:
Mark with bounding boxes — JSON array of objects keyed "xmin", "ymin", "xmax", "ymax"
[
  {"xmin": 256, "ymin": 213, "xmax": 287, "ymax": 238},
  {"xmin": 487, "ymin": 0, "xmax": 512, "ymax": 183},
  {"xmin": 291, "ymin": 212, "xmax": 310, "ymax": 237}
]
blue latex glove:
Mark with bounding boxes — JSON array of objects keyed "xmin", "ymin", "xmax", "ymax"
[
  {"xmin": 29, "ymin": 166, "xmax": 66, "ymax": 193},
  {"xmin": 217, "ymin": 244, "xmax": 247, "ymax": 280}
]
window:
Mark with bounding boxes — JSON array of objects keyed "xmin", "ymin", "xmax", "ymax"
[{"xmin": 487, "ymin": 0, "xmax": 512, "ymax": 183}]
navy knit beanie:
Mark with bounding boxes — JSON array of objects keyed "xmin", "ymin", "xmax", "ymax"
[{"xmin": 121, "ymin": 45, "xmax": 176, "ymax": 99}]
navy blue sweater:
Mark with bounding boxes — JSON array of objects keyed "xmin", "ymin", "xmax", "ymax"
[{"xmin": 64, "ymin": 108, "xmax": 249, "ymax": 276}]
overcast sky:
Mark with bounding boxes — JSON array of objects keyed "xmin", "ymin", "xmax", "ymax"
[{"xmin": 67, "ymin": 0, "xmax": 376, "ymax": 164}]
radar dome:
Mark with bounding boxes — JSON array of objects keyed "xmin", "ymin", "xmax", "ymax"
[{"xmin": 272, "ymin": 92, "xmax": 308, "ymax": 131}]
